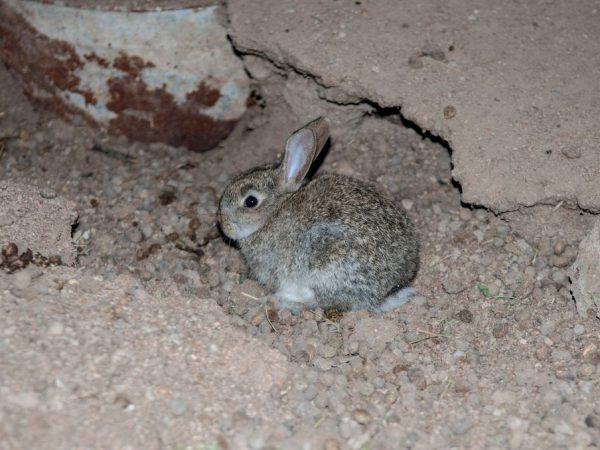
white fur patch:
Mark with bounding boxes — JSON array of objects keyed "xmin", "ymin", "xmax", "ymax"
[
  {"xmin": 276, "ymin": 282, "xmax": 315, "ymax": 303},
  {"xmin": 376, "ymin": 287, "xmax": 415, "ymax": 313}
]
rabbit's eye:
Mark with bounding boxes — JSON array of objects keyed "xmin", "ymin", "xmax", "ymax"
[{"xmin": 244, "ymin": 195, "xmax": 259, "ymax": 208}]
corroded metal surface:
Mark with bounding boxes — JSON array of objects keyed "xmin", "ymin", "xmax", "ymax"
[{"xmin": 0, "ymin": 0, "xmax": 249, "ymax": 151}]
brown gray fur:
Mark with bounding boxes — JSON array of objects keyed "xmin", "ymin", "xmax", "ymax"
[{"xmin": 217, "ymin": 117, "xmax": 419, "ymax": 312}]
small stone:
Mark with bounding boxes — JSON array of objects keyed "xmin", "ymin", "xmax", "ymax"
[
  {"xmin": 169, "ymin": 398, "xmax": 187, "ymax": 416},
  {"xmin": 560, "ymin": 328, "xmax": 574, "ymax": 343},
  {"xmin": 159, "ymin": 190, "xmax": 177, "ymax": 206},
  {"xmin": 443, "ymin": 105, "xmax": 456, "ymax": 119},
  {"xmin": 551, "ymin": 269, "xmax": 568, "ymax": 286},
  {"xmin": 411, "ymin": 295, "xmax": 427, "ymax": 307},
  {"xmin": 407, "ymin": 367, "xmax": 427, "ymax": 390},
  {"xmin": 574, "ymin": 324, "xmax": 586, "ymax": 336},
  {"xmin": 492, "ymin": 322, "xmax": 510, "ymax": 339},
  {"xmin": 128, "ymin": 228, "xmax": 143, "ymax": 244},
  {"xmin": 491, "ymin": 390, "xmax": 515, "ymax": 405},
  {"xmin": 372, "ymin": 376, "xmax": 385, "ymax": 389},
  {"xmin": 408, "ymin": 53, "xmax": 424, "ymax": 69},
  {"xmin": 450, "ymin": 417, "xmax": 473, "ymax": 435},
  {"xmin": 347, "ymin": 433, "xmax": 370, "ymax": 450},
  {"xmin": 12, "ymin": 270, "xmax": 32, "ymax": 290},
  {"xmin": 551, "ymin": 349, "xmax": 572, "ymax": 362},
  {"xmin": 339, "ymin": 418, "xmax": 360, "ymax": 439},
  {"xmin": 2, "ymin": 242, "xmax": 18, "ymax": 258},
  {"xmin": 443, "ymin": 276, "xmax": 468, "ymax": 294},
  {"xmin": 535, "ymin": 345, "xmax": 550, "ymax": 361},
  {"xmin": 324, "ymin": 438, "xmax": 342, "ymax": 450},
  {"xmin": 457, "ymin": 309, "xmax": 474, "ymax": 323},
  {"xmin": 401, "ymin": 199, "xmax": 414, "ymax": 210},
  {"xmin": 39, "ymin": 187, "xmax": 57, "ymax": 199},
  {"xmin": 553, "ymin": 239, "xmax": 567, "ymax": 256},
  {"xmin": 356, "ymin": 380, "xmax": 375, "ymax": 397},
  {"xmin": 459, "ymin": 208, "xmax": 473, "ymax": 221},
  {"xmin": 0, "ymin": 214, "xmax": 14, "ymax": 226},
  {"xmin": 351, "ymin": 408, "xmax": 373, "ymax": 424},
  {"xmin": 347, "ymin": 341, "xmax": 359, "ymax": 354},
  {"xmin": 427, "ymin": 48, "xmax": 446, "ymax": 61},
  {"xmin": 578, "ymin": 364, "xmax": 595, "ymax": 379},
  {"xmin": 585, "ymin": 414, "xmax": 600, "ymax": 429},
  {"xmin": 318, "ymin": 344, "xmax": 337, "ymax": 359},
  {"xmin": 540, "ymin": 320, "xmax": 556, "ymax": 336},
  {"xmin": 561, "ymin": 144, "xmax": 582, "ymax": 159},
  {"xmin": 47, "ymin": 321, "xmax": 64, "ymax": 336}
]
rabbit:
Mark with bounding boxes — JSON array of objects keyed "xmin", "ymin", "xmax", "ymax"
[{"xmin": 217, "ymin": 117, "xmax": 419, "ymax": 313}]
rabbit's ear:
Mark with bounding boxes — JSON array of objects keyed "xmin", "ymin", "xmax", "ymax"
[{"xmin": 281, "ymin": 117, "xmax": 330, "ymax": 191}]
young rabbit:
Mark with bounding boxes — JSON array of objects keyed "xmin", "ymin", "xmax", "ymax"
[{"xmin": 217, "ymin": 117, "xmax": 419, "ymax": 312}]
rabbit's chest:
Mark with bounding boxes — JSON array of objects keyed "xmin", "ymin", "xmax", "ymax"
[{"xmin": 242, "ymin": 233, "xmax": 303, "ymax": 287}]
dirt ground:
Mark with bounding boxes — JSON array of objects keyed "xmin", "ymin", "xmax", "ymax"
[{"xmin": 1, "ymin": 22, "xmax": 600, "ymax": 450}]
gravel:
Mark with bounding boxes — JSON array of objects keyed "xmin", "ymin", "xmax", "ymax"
[{"xmin": 0, "ymin": 66, "xmax": 597, "ymax": 449}]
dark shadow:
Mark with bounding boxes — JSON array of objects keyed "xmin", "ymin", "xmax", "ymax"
[
  {"xmin": 306, "ymin": 138, "xmax": 332, "ymax": 180},
  {"xmin": 216, "ymin": 222, "xmax": 240, "ymax": 249}
]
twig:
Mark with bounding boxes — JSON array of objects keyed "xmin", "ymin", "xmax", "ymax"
[
  {"xmin": 409, "ymin": 328, "xmax": 449, "ymax": 345},
  {"xmin": 439, "ymin": 379, "xmax": 453, "ymax": 399},
  {"xmin": 265, "ymin": 305, "xmax": 277, "ymax": 332},
  {"xmin": 241, "ymin": 291, "xmax": 259, "ymax": 300},
  {"xmin": 314, "ymin": 414, "xmax": 329, "ymax": 428},
  {"xmin": 91, "ymin": 143, "xmax": 136, "ymax": 162},
  {"xmin": 553, "ymin": 200, "xmax": 564, "ymax": 211}
]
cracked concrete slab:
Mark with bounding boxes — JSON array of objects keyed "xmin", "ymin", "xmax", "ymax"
[{"xmin": 229, "ymin": 0, "xmax": 600, "ymax": 212}]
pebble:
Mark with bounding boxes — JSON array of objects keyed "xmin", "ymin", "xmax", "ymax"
[
  {"xmin": 372, "ymin": 376, "xmax": 385, "ymax": 389},
  {"xmin": 339, "ymin": 418, "xmax": 361, "ymax": 440},
  {"xmin": 553, "ymin": 240, "xmax": 567, "ymax": 256},
  {"xmin": 457, "ymin": 309, "xmax": 474, "ymax": 323},
  {"xmin": 47, "ymin": 321, "xmax": 64, "ymax": 336},
  {"xmin": 459, "ymin": 208, "xmax": 473, "ymax": 221},
  {"xmin": 401, "ymin": 199, "xmax": 414, "ymax": 210},
  {"xmin": 128, "ymin": 228, "xmax": 143, "ymax": 243},
  {"xmin": 0, "ymin": 214, "xmax": 14, "ymax": 226},
  {"xmin": 540, "ymin": 320, "xmax": 556, "ymax": 336},
  {"xmin": 450, "ymin": 417, "xmax": 473, "ymax": 435},
  {"xmin": 318, "ymin": 344, "xmax": 337, "ymax": 359},
  {"xmin": 551, "ymin": 269, "xmax": 568, "ymax": 286},
  {"xmin": 492, "ymin": 390, "xmax": 515, "ymax": 405},
  {"xmin": 12, "ymin": 270, "xmax": 32, "ymax": 290},
  {"xmin": 355, "ymin": 380, "xmax": 375, "ymax": 397},
  {"xmin": 578, "ymin": 364, "xmax": 595, "ymax": 379},
  {"xmin": 347, "ymin": 433, "xmax": 370, "ymax": 450},
  {"xmin": 574, "ymin": 324, "xmax": 585, "ymax": 336},
  {"xmin": 492, "ymin": 322, "xmax": 510, "ymax": 339},
  {"xmin": 560, "ymin": 328, "xmax": 574, "ymax": 343},
  {"xmin": 585, "ymin": 414, "xmax": 600, "ymax": 430},
  {"xmin": 351, "ymin": 408, "xmax": 373, "ymax": 424},
  {"xmin": 551, "ymin": 349, "xmax": 572, "ymax": 362},
  {"xmin": 407, "ymin": 367, "xmax": 426, "ymax": 390},
  {"xmin": 410, "ymin": 295, "xmax": 427, "ymax": 307},
  {"xmin": 169, "ymin": 397, "xmax": 187, "ymax": 416},
  {"xmin": 314, "ymin": 392, "xmax": 328, "ymax": 409},
  {"xmin": 39, "ymin": 187, "xmax": 57, "ymax": 199},
  {"xmin": 323, "ymin": 438, "xmax": 342, "ymax": 450}
]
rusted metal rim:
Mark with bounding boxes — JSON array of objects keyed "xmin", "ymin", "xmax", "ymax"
[{"xmin": 33, "ymin": 0, "xmax": 223, "ymax": 12}]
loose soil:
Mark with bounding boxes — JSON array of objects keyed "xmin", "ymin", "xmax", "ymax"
[{"xmin": 1, "ymin": 54, "xmax": 599, "ymax": 450}]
